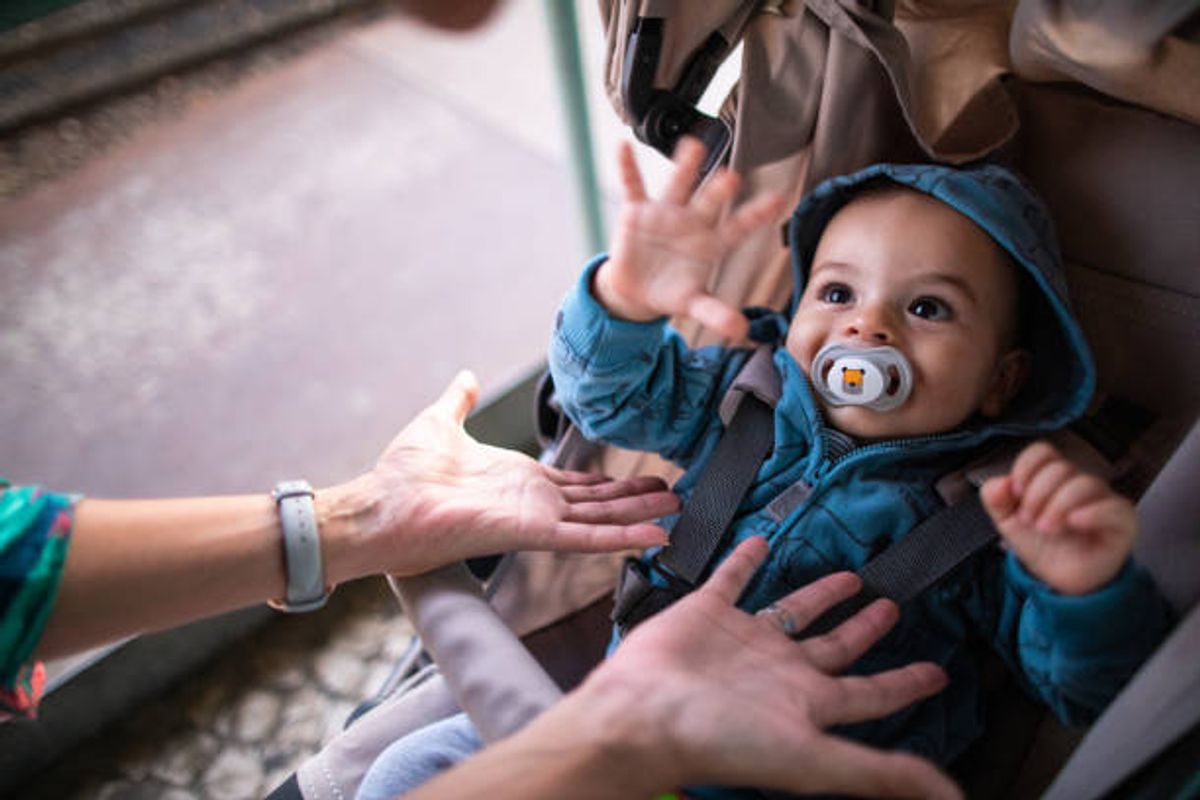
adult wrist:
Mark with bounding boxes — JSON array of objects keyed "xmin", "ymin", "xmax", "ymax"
[
  {"xmin": 313, "ymin": 475, "xmax": 387, "ymax": 586},
  {"xmin": 555, "ymin": 674, "xmax": 687, "ymax": 795}
]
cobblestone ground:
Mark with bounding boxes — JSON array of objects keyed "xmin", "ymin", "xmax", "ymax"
[{"xmin": 25, "ymin": 580, "xmax": 417, "ymax": 799}]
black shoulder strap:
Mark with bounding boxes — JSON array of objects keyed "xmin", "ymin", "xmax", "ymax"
[
  {"xmin": 804, "ymin": 495, "xmax": 997, "ymax": 636},
  {"xmin": 611, "ymin": 393, "xmax": 775, "ymax": 634},
  {"xmin": 613, "ymin": 394, "xmax": 1000, "ymax": 636},
  {"xmin": 656, "ymin": 394, "xmax": 776, "ymax": 585}
]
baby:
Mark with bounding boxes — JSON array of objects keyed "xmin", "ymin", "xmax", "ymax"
[
  {"xmin": 549, "ymin": 140, "xmax": 1171, "ymax": 770},
  {"xmin": 355, "ymin": 141, "xmax": 1172, "ymax": 798}
]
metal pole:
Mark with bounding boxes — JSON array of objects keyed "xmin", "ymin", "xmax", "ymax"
[{"xmin": 544, "ymin": 0, "xmax": 605, "ymax": 254}]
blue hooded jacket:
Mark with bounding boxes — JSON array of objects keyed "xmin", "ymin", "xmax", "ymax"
[{"xmin": 549, "ymin": 163, "xmax": 1172, "ymax": 768}]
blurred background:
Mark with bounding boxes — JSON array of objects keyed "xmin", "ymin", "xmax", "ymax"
[{"xmin": 0, "ymin": 0, "xmax": 736, "ymax": 796}]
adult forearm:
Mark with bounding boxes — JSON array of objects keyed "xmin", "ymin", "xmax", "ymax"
[
  {"xmin": 33, "ymin": 484, "xmax": 375, "ymax": 659},
  {"xmin": 27, "ymin": 370, "xmax": 676, "ymax": 662},
  {"xmin": 409, "ymin": 685, "xmax": 676, "ymax": 800}
]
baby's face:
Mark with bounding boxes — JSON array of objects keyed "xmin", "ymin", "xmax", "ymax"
[{"xmin": 785, "ymin": 187, "xmax": 1026, "ymax": 440}]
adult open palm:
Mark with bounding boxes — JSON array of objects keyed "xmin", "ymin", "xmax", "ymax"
[
  {"xmin": 594, "ymin": 537, "xmax": 961, "ymax": 799},
  {"xmin": 355, "ymin": 370, "xmax": 677, "ymax": 576}
]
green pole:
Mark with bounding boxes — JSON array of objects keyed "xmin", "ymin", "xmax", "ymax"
[{"xmin": 544, "ymin": 0, "xmax": 606, "ymax": 255}]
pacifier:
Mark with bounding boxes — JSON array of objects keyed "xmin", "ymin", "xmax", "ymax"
[{"xmin": 811, "ymin": 344, "xmax": 913, "ymax": 412}]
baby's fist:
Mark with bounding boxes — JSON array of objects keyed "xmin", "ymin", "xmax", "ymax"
[{"xmin": 981, "ymin": 441, "xmax": 1137, "ymax": 595}]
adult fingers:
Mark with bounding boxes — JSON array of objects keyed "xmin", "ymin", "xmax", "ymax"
[
  {"xmin": 813, "ymin": 662, "xmax": 949, "ymax": 728},
  {"xmin": 663, "ymin": 137, "xmax": 706, "ymax": 206},
  {"xmin": 1036, "ymin": 472, "xmax": 1109, "ymax": 531},
  {"xmin": 426, "ymin": 369, "xmax": 480, "ymax": 425},
  {"xmin": 542, "ymin": 468, "xmax": 616, "ymax": 487},
  {"xmin": 797, "ymin": 598, "xmax": 899, "ymax": 673},
  {"xmin": 773, "ymin": 735, "xmax": 961, "ymax": 800},
  {"xmin": 687, "ymin": 293, "xmax": 749, "ymax": 341},
  {"xmin": 562, "ymin": 490, "xmax": 681, "ymax": 525},
  {"xmin": 768, "ymin": 571, "xmax": 862, "ymax": 633},
  {"xmin": 703, "ymin": 537, "xmax": 770, "ymax": 605},
  {"xmin": 549, "ymin": 521, "xmax": 669, "ymax": 551},
  {"xmin": 617, "ymin": 140, "xmax": 648, "ymax": 203},
  {"xmin": 558, "ymin": 475, "xmax": 672, "ymax": 502}
]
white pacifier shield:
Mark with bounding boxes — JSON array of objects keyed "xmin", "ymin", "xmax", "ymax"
[{"xmin": 812, "ymin": 344, "xmax": 913, "ymax": 412}]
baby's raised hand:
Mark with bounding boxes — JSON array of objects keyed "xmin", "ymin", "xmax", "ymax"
[
  {"xmin": 981, "ymin": 441, "xmax": 1137, "ymax": 595},
  {"xmin": 594, "ymin": 137, "xmax": 785, "ymax": 340}
]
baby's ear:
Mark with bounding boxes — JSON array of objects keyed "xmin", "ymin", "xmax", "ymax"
[{"xmin": 981, "ymin": 349, "xmax": 1031, "ymax": 418}]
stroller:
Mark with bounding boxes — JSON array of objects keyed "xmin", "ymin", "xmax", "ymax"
[{"xmin": 271, "ymin": 2, "xmax": 1200, "ymax": 797}]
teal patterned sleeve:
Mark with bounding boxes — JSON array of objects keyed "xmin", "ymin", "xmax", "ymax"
[{"xmin": 0, "ymin": 480, "xmax": 77, "ymax": 720}]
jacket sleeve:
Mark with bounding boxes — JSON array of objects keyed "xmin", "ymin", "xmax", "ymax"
[
  {"xmin": 970, "ymin": 551, "xmax": 1174, "ymax": 726},
  {"xmin": 0, "ymin": 482, "xmax": 77, "ymax": 720},
  {"xmin": 548, "ymin": 256, "xmax": 745, "ymax": 469}
]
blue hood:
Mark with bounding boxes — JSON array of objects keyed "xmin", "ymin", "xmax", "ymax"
[{"xmin": 785, "ymin": 163, "xmax": 1096, "ymax": 434}]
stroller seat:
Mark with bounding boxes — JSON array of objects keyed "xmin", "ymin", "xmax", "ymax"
[{"xmin": 272, "ymin": 3, "xmax": 1200, "ymax": 798}]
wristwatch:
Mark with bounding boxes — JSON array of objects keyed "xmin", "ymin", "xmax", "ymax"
[{"xmin": 268, "ymin": 480, "xmax": 331, "ymax": 613}]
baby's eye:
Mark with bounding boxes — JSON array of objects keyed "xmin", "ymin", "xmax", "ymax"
[
  {"xmin": 820, "ymin": 284, "xmax": 853, "ymax": 304},
  {"xmin": 908, "ymin": 296, "xmax": 953, "ymax": 321}
]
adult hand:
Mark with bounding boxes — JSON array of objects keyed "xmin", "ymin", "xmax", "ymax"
[
  {"xmin": 580, "ymin": 536, "xmax": 961, "ymax": 798},
  {"xmin": 594, "ymin": 138, "xmax": 785, "ymax": 340},
  {"xmin": 322, "ymin": 370, "xmax": 677, "ymax": 581},
  {"xmin": 413, "ymin": 537, "xmax": 961, "ymax": 800}
]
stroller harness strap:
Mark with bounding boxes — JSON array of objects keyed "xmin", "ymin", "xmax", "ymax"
[
  {"xmin": 659, "ymin": 394, "xmax": 777, "ymax": 586},
  {"xmin": 612, "ymin": 391, "xmax": 776, "ymax": 634},
  {"xmin": 803, "ymin": 495, "xmax": 996, "ymax": 636},
  {"xmin": 611, "ymin": 375, "xmax": 1001, "ymax": 637}
]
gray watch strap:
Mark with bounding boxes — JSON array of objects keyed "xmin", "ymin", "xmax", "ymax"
[{"xmin": 271, "ymin": 480, "xmax": 328, "ymax": 613}]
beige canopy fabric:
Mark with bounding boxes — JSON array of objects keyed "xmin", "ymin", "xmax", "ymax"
[{"xmin": 1011, "ymin": 0, "xmax": 1200, "ymax": 127}]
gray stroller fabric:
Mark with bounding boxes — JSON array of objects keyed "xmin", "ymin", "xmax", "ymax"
[
  {"xmin": 1043, "ymin": 606, "xmax": 1200, "ymax": 799},
  {"xmin": 292, "ymin": 562, "xmax": 569, "ymax": 800},
  {"xmin": 388, "ymin": 563, "xmax": 563, "ymax": 744},
  {"xmin": 1134, "ymin": 418, "xmax": 1200, "ymax": 614},
  {"xmin": 294, "ymin": 672, "xmax": 458, "ymax": 800}
]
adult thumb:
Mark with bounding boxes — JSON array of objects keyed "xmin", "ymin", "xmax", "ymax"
[{"xmin": 434, "ymin": 369, "xmax": 480, "ymax": 424}]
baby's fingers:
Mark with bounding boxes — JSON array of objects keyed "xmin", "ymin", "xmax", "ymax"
[
  {"xmin": 687, "ymin": 293, "xmax": 749, "ymax": 341},
  {"xmin": 692, "ymin": 169, "xmax": 740, "ymax": 222},
  {"xmin": 664, "ymin": 137, "xmax": 706, "ymax": 205},
  {"xmin": 1009, "ymin": 441, "xmax": 1061, "ymax": 496},
  {"xmin": 1036, "ymin": 473, "xmax": 1109, "ymax": 532},
  {"xmin": 980, "ymin": 476, "xmax": 1019, "ymax": 525},
  {"xmin": 617, "ymin": 141, "xmax": 648, "ymax": 203},
  {"xmin": 1016, "ymin": 455, "xmax": 1076, "ymax": 527},
  {"xmin": 1066, "ymin": 495, "xmax": 1137, "ymax": 538},
  {"xmin": 719, "ymin": 191, "xmax": 786, "ymax": 248}
]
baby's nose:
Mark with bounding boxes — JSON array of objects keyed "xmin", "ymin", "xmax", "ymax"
[{"xmin": 845, "ymin": 306, "xmax": 894, "ymax": 343}]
